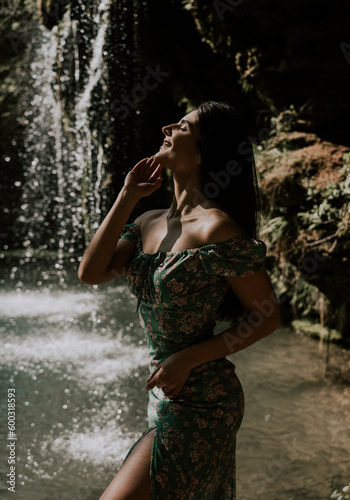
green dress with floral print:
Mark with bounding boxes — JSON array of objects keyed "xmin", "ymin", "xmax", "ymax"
[{"xmin": 119, "ymin": 223, "xmax": 266, "ymax": 500}]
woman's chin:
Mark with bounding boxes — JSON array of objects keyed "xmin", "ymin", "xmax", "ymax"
[
  {"xmin": 154, "ymin": 151, "xmax": 172, "ymax": 168},
  {"xmin": 154, "ymin": 150, "xmax": 165, "ymax": 159}
]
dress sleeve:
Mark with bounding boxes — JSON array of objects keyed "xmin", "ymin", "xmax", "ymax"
[
  {"xmin": 199, "ymin": 234, "xmax": 266, "ymax": 278},
  {"xmin": 119, "ymin": 223, "xmax": 141, "ymax": 243}
]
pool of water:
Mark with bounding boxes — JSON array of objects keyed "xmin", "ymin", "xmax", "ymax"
[{"xmin": 0, "ymin": 256, "xmax": 349, "ymax": 499}]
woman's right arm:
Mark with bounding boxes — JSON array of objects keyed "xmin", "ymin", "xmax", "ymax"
[{"xmin": 77, "ymin": 157, "xmax": 163, "ymax": 285}]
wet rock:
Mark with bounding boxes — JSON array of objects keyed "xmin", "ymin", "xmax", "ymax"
[
  {"xmin": 37, "ymin": 0, "xmax": 70, "ymax": 30},
  {"xmin": 187, "ymin": 0, "xmax": 350, "ymax": 143}
]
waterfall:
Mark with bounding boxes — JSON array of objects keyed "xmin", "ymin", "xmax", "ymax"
[
  {"xmin": 11, "ymin": 0, "xmax": 152, "ymax": 281},
  {"xmin": 17, "ymin": 0, "xmax": 114, "ymax": 267},
  {"xmin": 17, "ymin": 25, "xmax": 61, "ymax": 255}
]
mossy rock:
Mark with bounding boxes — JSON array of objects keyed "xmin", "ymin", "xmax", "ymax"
[{"xmin": 292, "ymin": 319, "xmax": 341, "ymax": 342}]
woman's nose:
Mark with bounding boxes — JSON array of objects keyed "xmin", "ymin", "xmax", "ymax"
[{"xmin": 162, "ymin": 124, "xmax": 172, "ymax": 136}]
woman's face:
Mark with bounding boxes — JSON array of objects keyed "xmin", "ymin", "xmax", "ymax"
[{"xmin": 155, "ymin": 110, "xmax": 201, "ymax": 171}]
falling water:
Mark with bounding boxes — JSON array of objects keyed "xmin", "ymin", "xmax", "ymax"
[
  {"xmin": 15, "ymin": 0, "xmax": 113, "ymax": 268},
  {"xmin": 13, "ymin": 0, "xmax": 150, "ymax": 266},
  {"xmin": 73, "ymin": 0, "xmax": 111, "ymax": 245}
]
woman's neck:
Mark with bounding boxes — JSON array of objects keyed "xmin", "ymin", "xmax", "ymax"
[{"xmin": 167, "ymin": 174, "xmax": 212, "ymax": 221}]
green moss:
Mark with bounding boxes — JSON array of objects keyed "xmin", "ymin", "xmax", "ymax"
[{"xmin": 292, "ymin": 319, "xmax": 341, "ymax": 342}]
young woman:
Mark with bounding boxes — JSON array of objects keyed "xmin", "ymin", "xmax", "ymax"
[{"xmin": 78, "ymin": 101, "xmax": 280, "ymax": 500}]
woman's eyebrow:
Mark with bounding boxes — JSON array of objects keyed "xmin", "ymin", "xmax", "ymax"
[{"xmin": 179, "ymin": 119, "xmax": 192, "ymax": 128}]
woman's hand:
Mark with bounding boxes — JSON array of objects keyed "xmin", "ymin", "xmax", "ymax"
[
  {"xmin": 124, "ymin": 157, "xmax": 163, "ymax": 199},
  {"xmin": 145, "ymin": 351, "xmax": 193, "ymax": 399}
]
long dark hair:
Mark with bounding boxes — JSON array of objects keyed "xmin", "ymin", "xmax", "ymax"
[{"xmin": 196, "ymin": 101, "xmax": 261, "ymax": 323}]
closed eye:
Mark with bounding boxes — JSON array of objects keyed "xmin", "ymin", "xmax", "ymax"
[{"xmin": 179, "ymin": 118, "xmax": 192, "ymax": 130}]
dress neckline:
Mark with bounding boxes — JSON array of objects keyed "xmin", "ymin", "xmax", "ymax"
[{"xmin": 127, "ymin": 222, "xmax": 262, "ymax": 258}]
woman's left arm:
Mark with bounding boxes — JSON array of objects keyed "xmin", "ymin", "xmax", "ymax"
[
  {"xmin": 180, "ymin": 268, "xmax": 281, "ymax": 369},
  {"xmin": 146, "ymin": 268, "xmax": 280, "ymax": 396}
]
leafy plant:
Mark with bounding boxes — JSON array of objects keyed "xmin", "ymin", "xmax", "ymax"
[
  {"xmin": 298, "ymin": 154, "xmax": 350, "ymax": 232},
  {"xmin": 330, "ymin": 484, "xmax": 350, "ymax": 499},
  {"xmin": 260, "ymin": 216, "xmax": 289, "ymax": 244}
]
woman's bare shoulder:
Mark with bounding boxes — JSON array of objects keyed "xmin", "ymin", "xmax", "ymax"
[{"xmin": 201, "ymin": 209, "xmax": 246, "ymax": 243}]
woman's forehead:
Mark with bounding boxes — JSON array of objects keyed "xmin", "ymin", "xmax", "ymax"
[{"xmin": 180, "ymin": 110, "xmax": 198, "ymax": 126}]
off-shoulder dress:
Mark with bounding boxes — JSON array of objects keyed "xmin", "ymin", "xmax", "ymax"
[{"xmin": 118, "ymin": 222, "xmax": 266, "ymax": 500}]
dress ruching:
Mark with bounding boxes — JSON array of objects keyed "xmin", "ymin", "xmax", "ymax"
[{"xmin": 118, "ymin": 223, "xmax": 266, "ymax": 500}]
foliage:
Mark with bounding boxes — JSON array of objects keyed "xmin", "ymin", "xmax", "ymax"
[
  {"xmin": 260, "ymin": 214, "xmax": 289, "ymax": 244},
  {"xmin": 298, "ymin": 154, "xmax": 350, "ymax": 233},
  {"xmin": 330, "ymin": 484, "xmax": 350, "ymax": 500},
  {"xmin": 292, "ymin": 319, "xmax": 341, "ymax": 342},
  {"xmin": 258, "ymin": 142, "xmax": 350, "ymax": 337},
  {"xmin": 269, "ymin": 105, "xmax": 298, "ymax": 134}
]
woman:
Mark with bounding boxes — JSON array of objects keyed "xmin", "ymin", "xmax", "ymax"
[{"xmin": 78, "ymin": 101, "xmax": 280, "ymax": 499}]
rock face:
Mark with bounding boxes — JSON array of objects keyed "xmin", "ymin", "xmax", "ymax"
[
  {"xmin": 37, "ymin": 0, "xmax": 70, "ymax": 30},
  {"xmin": 186, "ymin": 0, "xmax": 350, "ymax": 339},
  {"xmin": 187, "ymin": 0, "xmax": 350, "ymax": 144}
]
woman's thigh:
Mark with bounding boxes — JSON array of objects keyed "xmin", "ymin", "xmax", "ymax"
[{"xmin": 98, "ymin": 428, "xmax": 156, "ymax": 500}]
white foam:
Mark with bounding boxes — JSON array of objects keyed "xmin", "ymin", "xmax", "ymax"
[
  {"xmin": 48, "ymin": 426, "xmax": 140, "ymax": 465},
  {"xmin": 3, "ymin": 330, "xmax": 147, "ymax": 376},
  {"xmin": 78, "ymin": 349, "xmax": 147, "ymax": 385},
  {"xmin": 0, "ymin": 291, "xmax": 97, "ymax": 319}
]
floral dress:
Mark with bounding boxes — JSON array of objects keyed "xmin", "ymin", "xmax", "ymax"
[{"xmin": 118, "ymin": 223, "xmax": 266, "ymax": 499}]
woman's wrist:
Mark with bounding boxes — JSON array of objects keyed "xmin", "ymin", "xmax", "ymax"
[
  {"xmin": 177, "ymin": 346, "xmax": 201, "ymax": 371},
  {"xmin": 120, "ymin": 185, "xmax": 142, "ymax": 204}
]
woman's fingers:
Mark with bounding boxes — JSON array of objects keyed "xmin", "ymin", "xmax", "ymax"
[
  {"xmin": 145, "ymin": 367, "xmax": 168, "ymax": 390},
  {"xmin": 145, "ymin": 371, "xmax": 179, "ymax": 398},
  {"xmin": 145, "ymin": 354, "xmax": 190, "ymax": 399},
  {"xmin": 143, "ymin": 157, "xmax": 162, "ymax": 180},
  {"xmin": 146, "ymin": 362, "xmax": 160, "ymax": 384},
  {"xmin": 163, "ymin": 387, "xmax": 174, "ymax": 395},
  {"xmin": 146, "ymin": 369, "xmax": 172, "ymax": 392},
  {"xmin": 132, "ymin": 157, "xmax": 162, "ymax": 182},
  {"xmin": 132, "ymin": 157, "xmax": 150, "ymax": 176},
  {"xmin": 148, "ymin": 162, "xmax": 164, "ymax": 182},
  {"xmin": 132, "ymin": 157, "xmax": 156, "ymax": 178}
]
